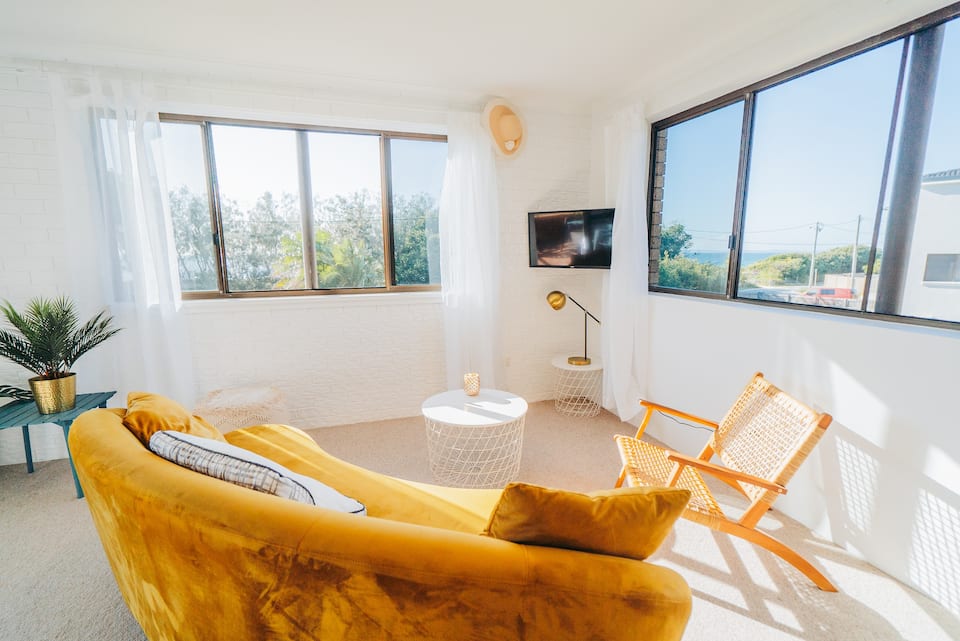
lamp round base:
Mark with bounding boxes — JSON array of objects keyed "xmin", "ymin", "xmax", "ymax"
[{"xmin": 567, "ymin": 356, "xmax": 592, "ymax": 366}]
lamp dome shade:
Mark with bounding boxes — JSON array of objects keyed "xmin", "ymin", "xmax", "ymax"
[
  {"xmin": 484, "ymin": 98, "xmax": 525, "ymax": 157},
  {"xmin": 547, "ymin": 290, "xmax": 567, "ymax": 310}
]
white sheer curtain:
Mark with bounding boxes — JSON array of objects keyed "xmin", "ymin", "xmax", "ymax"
[
  {"xmin": 601, "ymin": 106, "xmax": 650, "ymax": 422},
  {"xmin": 438, "ymin": 112, "xmax": 501, "ymax": 389},
  {"xmin": 50, "ymin": 72, "xmax": 196, "ymax": 406}
]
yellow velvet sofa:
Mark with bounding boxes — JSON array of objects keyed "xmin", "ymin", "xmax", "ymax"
[{"xmin": 70, "ymin": 403, "xmax": 692, "ymax": 641}]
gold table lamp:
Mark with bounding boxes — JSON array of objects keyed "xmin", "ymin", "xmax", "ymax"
[{"xmin": 546, "ymin": 290, "xmax": 601, "ymax": 365}]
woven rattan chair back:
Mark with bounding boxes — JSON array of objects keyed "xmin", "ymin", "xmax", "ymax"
[{"xmin": 711, "ymin": 374, "xmax": 828, "ymax": 508}]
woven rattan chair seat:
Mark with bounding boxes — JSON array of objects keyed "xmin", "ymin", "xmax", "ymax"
[{"xmin": 615, "ymin": 435, "xmax": 725, "ymax": 528}]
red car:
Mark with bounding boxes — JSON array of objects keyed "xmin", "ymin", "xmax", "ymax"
[{"xmin": 803, "ymin": 287, "xmax": 856, "ymax": 299}]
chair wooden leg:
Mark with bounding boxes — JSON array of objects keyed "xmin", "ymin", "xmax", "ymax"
[{"xmin": 717, "ymin": 521, "xmax": 838, "ymax": 592}]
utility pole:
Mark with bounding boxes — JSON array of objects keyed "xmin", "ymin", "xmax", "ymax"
[
  {"xmin": 850, "ymin": 214, "xmax": 862, "ymax": 288},
  {"xmin": 808, "ymin": 221, "xmax": 823, "ymax": 287}
]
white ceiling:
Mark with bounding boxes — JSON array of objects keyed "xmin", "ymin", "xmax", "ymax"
[{"xmin": 0, "ymin": 0, "xmax": 953, "ymax": 115}]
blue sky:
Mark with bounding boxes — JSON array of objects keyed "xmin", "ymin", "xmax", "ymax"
[
  {"xmin": 160, "ymin": 123, "xmax": 447, "ymax": 211},
  {"xmin": 661, "ymin": 18, "xmax": 959, "ymax": 255}
]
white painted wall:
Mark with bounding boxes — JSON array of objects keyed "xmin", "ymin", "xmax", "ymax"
[{"xmin": 0, "ymin": 58, "xmax": 596, "ymax": 464}]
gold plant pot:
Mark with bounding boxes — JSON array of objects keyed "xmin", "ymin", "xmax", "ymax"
[{"xmin": 29, "ymin": 373, "xmax": 77, "ymax": 414}]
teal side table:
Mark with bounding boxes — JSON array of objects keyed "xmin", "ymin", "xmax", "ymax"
[{"xmin": 0, "ymin": 391, "xmax": 116, "ymax": 499}]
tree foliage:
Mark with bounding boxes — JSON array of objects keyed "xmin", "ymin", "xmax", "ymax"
[
  {"xmin": 660, "ymin": 223, "xmax": 692, "ymax": 258},
  {"xmin": 168, "ymin": 187, "xmax": 439, "ymax": 292},
  {"xmin": 169, "ymin": 186, "xmax": 218, "ymax": 291},
  {"xmin": 814, "ymin": 245, "xmax": 878, "ymax": 277},
  {"xmin": 655, "ymin": 219, "xmax": 883, "ymax": 292},
  {"xmin": 659, "ymin": 254, "xmax": 727, "ymax": 293},
  {"xmin": 392, "ymin": 192, "xmax": 440, "ymax": 285},
  {"xmin": 222, "ymin": 191, "xmax": 302, "ymax": 291},
  {"xmin": 741, "ymin": 245, "xmax": 881, "ymax": 287},
  {"xmin": 657, "ymin": 223, "xmax": 726, "ymax": 291},
  {"xmin": 740, "ymin": 253, "xmax": 809, "ymax": 287}
]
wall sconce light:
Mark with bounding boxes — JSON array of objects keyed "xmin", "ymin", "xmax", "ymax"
[
  {"xmin": 546, "ymin": 290, "xmax": 601, "ymax": 366},
  {"xmin": 484, "ymin": 98, "xmax": 525, "ymax": 157}
]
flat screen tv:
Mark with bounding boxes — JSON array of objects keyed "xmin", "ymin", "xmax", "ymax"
[{"xmin": 528, "ymin": 208, "xmax": 614, "ymax": 269}]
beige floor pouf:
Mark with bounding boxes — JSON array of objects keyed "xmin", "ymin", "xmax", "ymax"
[{"xmin": 194, "ymin": 385, "xmax": 291, "ymax": 433}]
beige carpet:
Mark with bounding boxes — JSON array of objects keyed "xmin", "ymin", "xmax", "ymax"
[{"xmin": 2, "ymin": 401, "xmax": 958, "ymax": 640}]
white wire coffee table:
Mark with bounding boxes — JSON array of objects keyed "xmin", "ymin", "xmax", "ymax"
[{"xmin": 421, "ymin": 388, "xmax": 528, "ymax": 488}]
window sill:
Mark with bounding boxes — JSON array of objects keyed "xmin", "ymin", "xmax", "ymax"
[{"xmin": 181, "ymin": 290, "xmax": 442, "ymax": 315}]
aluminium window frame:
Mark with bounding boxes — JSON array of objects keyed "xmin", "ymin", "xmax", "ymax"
[
  {"xmin": 159, "ymin": 113, "xmax": 446, "ymax": 300},
  {"xmin": 647, "ymin": 1, "xmax": 960, "ymax": 330}
]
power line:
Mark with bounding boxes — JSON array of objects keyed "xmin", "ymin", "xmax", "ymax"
[
  {"xmin": 681, "ymin": 219, "xmax": 875, "ymax": 236},
  {"xmin": 744, "ymin": 222, "xmax": 820, "ymax": 233},
  {"xmin": 682, "ymin": 228, "xmax": 730, "ymax": 235}
]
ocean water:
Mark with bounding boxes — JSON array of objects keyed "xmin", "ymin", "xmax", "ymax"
[{"xmin": 683, "ymin": 250, "xmax": 784, "ymax": 267}]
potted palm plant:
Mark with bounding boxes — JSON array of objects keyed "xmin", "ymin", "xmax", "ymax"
[{"xmin": 0, "ymin": 296, "xmax": 121, "ymax": 414}]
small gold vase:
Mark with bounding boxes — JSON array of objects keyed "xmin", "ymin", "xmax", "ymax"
[
  {"xmin": 463, "ymin": 372, "xmax": 480, "ymax": 396},
  {"xmin": 29, "ymin": 373, "xmax": 77, "ymax": 414}
]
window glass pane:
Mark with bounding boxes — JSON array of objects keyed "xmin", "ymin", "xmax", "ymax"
[
  {"xmin": 389, "ymin": 138, "xmax": 446, "ymax": 285},
  {"xmin": 212, "ymin": 125, "xmax": 303, "ymax": 291},
  {"xmin": 895, "ymin": 19, "xmax": 960, "ymax": 323},
  {"xmin": 656, "ymin": 101, "xmax": 744, "ymax": 293},
  {"xmin": 738, "ymin": 42, "xmax": 903, "ymax": 309},
  {"xmin": 308, "ymin": 132, "xmax": 385, "ymax": 288},
  {"xmin": 160, "ymin": 122, "xmax": 218, "ymax": 292}
]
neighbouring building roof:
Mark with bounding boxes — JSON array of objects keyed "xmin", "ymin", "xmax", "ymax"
[
  {"xmin": 922, "ymin": 168, "xmax": 960, "ymax": 183},
  {"xmin": 921, "ymin": 168, "xmax": 960, "ymax": 195}
]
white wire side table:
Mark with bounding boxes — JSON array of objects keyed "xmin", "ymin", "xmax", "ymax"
[
  {"xmin": 421, "ymin": 388, "xmax": 528, "ymax": 488},
  {"xmin": 551, "ymin": 355, "xmax": 603, "ymax": 417}
]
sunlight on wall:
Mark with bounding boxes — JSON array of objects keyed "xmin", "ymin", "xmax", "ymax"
[
  {"xmin": 909, "ymin": 487, "xmax": 960, "ymax": 617},
  {"xmin": 835, "ymin": 439, "xmax": 882, "ymax": 537},
  {"xmin": 821, "ymin": 364, "xmax": 889, "ymax": 549}
]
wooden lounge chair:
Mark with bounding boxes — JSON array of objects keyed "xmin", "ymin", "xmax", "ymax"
[{"xmin": 614, "ymin": 372, "xmax": 837, "ymax": 591}]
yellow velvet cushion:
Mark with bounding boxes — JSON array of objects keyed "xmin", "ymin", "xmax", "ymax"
[
  {"xmin": 123, "ymin": 392, "xmax": 225, "ymax": 447},
  {"xmin": 484, "ymin": 482, "xmax": 690, "ymax": 560}
]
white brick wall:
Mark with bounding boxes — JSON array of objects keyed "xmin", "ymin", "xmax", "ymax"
[
  {"xmin": 0, "ymin": 62, "xmax": 63, "ymax": 304},
  {"xmin": 0, "ymin": 59, "xmax": 71, "ymax": 464},
  {"xmin": 0, "ymin": 58, "xmax": 596, "ymax": 464},
  {"xmin": 185, "ymin": 294, "xmax": 447, "ymax": 427},
  {"xmin": 495, "ymin": 110, "xmax": 602, "ymax": 403}
]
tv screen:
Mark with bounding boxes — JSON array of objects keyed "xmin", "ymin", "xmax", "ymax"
[{"xmin": 528, "ymin": 208, "xmax": 614, "ymax": 269}]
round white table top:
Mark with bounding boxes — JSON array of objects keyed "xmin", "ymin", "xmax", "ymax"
[
  {"xmin": 551, "ymin": 354, "xmax": 603, "ymax": 371},
  {"xmin": 421, "ymin": 388, "xmax": 528, "ymax": 427}
]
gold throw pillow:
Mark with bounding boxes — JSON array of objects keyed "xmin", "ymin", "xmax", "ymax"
[
  {"xmin": 123, "ymin": 391, "xmax": 226, "ymax": 447},
  {"xmin": 484, "ymin": 482, "xmax": 690, "ymax": 560}
]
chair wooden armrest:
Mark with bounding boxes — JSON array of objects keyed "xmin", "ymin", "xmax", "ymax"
[
  {"xmin": 639, "ymin": 400, "xmax": 719, "ymax": 430},
  {"xmin": 665, "ymin": 451, "xmax": 787, "ymax": 495}
]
